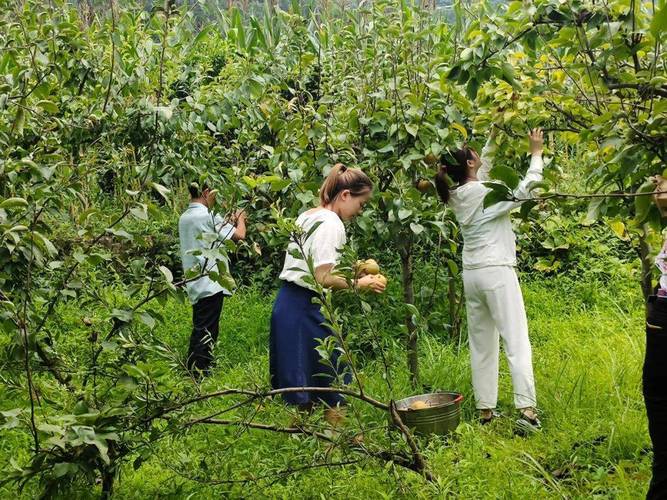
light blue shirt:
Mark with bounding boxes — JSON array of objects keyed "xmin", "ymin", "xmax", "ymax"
[{"xmin": 178, "ymin": 202, "xmax": 236, "ymax": 304}]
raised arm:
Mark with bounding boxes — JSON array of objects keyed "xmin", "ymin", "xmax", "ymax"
[
  {"xmin": 480, "ymin": 128, "xmax": 545, "ymax": 218},
  {"xmin": 513, "ymin": 128, "xmax": 544, "ymax": 200},
  {"xmin": 213, "ymin": 209, "xmax": 246, "ymax": 241},
  {"xmin": 477, "ymin": 128, "xmax": 498, "ymax": 182},
  {"xmin": 230, "ymin": 210, "xmax": 246, "ymax": 241}
]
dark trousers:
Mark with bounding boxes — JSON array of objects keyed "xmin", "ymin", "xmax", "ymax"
[
  {"xmin": 188, "ymin": 292, "xmax": 224, "ymax": 373},
  {"xmin": 644, "ymin": 297, "xmax": 667, "ymax": 499}
]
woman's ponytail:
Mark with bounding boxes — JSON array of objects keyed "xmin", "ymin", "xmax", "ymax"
[
  {"xmin": 434, "ymin": 146, "xmax": 477, "ymax": 204},
  {"xmin": 435, "ymin": 165, "xmax": 451, "ymax": 203},
  {"xmin": 320, "ymin": 163, "xmax": 372, "ymax": 205}
]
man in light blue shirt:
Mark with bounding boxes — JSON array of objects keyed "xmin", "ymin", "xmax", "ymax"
[{"xmin": 178, "ymin": 181, "xmax": 246, "ymax": 375}]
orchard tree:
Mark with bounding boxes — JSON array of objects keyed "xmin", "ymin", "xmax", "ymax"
[{"xmin": 449, "ymin": 0, "xmax": 666, "ymax": 298}]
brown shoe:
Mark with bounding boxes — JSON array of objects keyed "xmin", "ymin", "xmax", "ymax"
[
  {"xmin": 324, "ymin": 406, "xmax": 346, "ymax": 428},
  {"xmin": 479, "ymin": 409, "xmax": 501, "ymax": 425}
]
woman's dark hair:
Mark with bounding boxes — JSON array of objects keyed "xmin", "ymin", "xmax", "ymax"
[
  {"xmin": 434, "ymin": 146, "xmax": 476, "ymax": 203},
  {"xmin": 188, "ymin": 181, "xmax": 210, "ymax": 198},
  {"xmin": 320, "ymin": 163, "xmax": 373, "ymax": 204}
]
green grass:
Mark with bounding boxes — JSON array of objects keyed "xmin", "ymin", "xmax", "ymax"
[{"xmin": 0, "ymin": 275, "xmax": 651, "ymax": 499}]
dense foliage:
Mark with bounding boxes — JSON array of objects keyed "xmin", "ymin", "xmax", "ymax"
[{"xmin": 0, "ymin": 0, "xmax": 664, "ymax": 497}]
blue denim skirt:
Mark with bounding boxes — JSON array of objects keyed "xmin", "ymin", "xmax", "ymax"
[{"xmin": 269, "ymin": 281, "xmax": 350, "ymax": 406}]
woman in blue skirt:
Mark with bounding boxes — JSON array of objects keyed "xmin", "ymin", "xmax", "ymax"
[{"xmin": 270, "ymin": 163, "xmax": 386, "ymax": 424}]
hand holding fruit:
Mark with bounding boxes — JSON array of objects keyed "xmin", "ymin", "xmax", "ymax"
[
  {"xmin": 354, "ymin": 258, "xmax": 386, "ymax": 293},
  {"xmin": 234, "ymin": 209, "xmax": 247, "ymax": 223},
  {"xmin": 357, "ymin": 274, "xmax": 386, "ymax": 294},
  {"xmin": 355, "ymin": 258, "xmax": 380, "ymax": 277}
]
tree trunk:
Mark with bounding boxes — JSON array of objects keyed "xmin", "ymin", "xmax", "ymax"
[
  {"xmin": 100, "ymin": 469, "xmax": 114, "ymax": 499},
  {"xmin": 639, "ymin": 224, "xmax": 654, "ymax": 314},
  {"xmin": 400, "ymin": 240, "xmax": 418, "ymax": 388}
]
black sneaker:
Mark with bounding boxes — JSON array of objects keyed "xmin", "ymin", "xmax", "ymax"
[
  {"xmin": 480, "ymin": 409, "xmax": 501, "ymax": 425},
  {"xmin": 515, "ymin": 410, "xmax": 542, "ymax": 434}
]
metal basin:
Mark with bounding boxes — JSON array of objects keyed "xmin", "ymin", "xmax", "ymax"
[{"xmin": 393, "ymin": 392, "xmax": 463, "ymax": 436}]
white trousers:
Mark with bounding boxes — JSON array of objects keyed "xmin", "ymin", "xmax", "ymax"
[{"xmin": 462, "ymin": 266, "xmax": 536, "ymax": 409}]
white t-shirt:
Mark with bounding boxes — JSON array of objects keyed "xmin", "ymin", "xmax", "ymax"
[
  {"xmin": 278, "ymin": 208, "xmax": 346, "ymax": 290},
  {"xmin": 178, "ymin": 202, "xmax": 236, "ymax": 304}
]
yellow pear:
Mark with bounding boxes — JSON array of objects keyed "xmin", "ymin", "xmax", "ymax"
[
  {"xmin": 416, "ymin": 179, "xmax": 431, "ymax": 193},
  {"xmin": 424, "ymin": 153, "xmax": 438, "ymax": 166},
  {"xmin": 374, "ymin": 274, "xmax": 387, "ymax": 287},
  {"xmin": 409, "ymin": 400, "xmax": 429, "ymax": 410},
  {"xmin": 358, "ymin": 259, "xmax": 380, "ymax": 275}
]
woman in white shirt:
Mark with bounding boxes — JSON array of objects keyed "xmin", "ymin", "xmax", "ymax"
[
  {"xmin": 270, "ymin": 163, "xmax": 385, "ymax": 425},
  {"xmin": 434, "ymin": 129, "xmax": 544, "ymax": 433}
]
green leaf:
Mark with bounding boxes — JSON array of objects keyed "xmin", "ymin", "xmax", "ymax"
[
  {"xmin": 466, "ymin": 78, "xmax": 480, "ymax": 100},
  {"xmin": 447, "ymin": 65, "xmax": 461, "ymax": 81},
  {"xmin": 151, "ymin": 182, "xmax": 170, "ymax": 201},
  {"xmin": 634, "ymin": 180, "xmax": 656, "ymax": 224},
  {"xmin": 519, "ymin": 200, "xmax": 538, "ymax": 220},
  {"xmin": 53, "ymin": 463, "xmax": 78, "ymax": 478},
  {"xmin": 409, "ymin": 222, "xmax": 424, "ymax": 235},
  {"xmin": 500, "ymin": 63, "xmax": 516, "ymax": 87},
  {"xmin": 483, "ymin": 190, "xmax": 511, "ymax": 209},
  {"xmin": 398, "ymin": 208, "xmax": 412, "ymax": 220},
  {"xmin": 534, "ymin": 257, "xmax": 561, "ymax": 272},
  {"xmin": 242, "ymin": 176, "xmax": 257, "ymax": 188},
  {"xmin": 405, "ymin": 123, "xmax": 419, "ymax": 137},
  {"xmin": 405, "ymin": 303, "xmax": 420, "ymax": 318},
  {"xmin": 527, "ymin": 181, "xmax": 549, "ymax": 192},
  {"xmin": 37, "ymin": 99, "xmax": 58, "ymax": 114},
  {"xmin": 137, "ymin": 312, "xmax": 156, "ymax": 329},
  {"xmin": 482, "ymin": 183, "xmax": 513, "ymax": 208},
  {"xmin": 130, "ymin": 204, "xmax": 148, "ymax": 221},
  {"xmin": 107, "ymin": 228, "xmax": 133, "ymax": 241},
  {"xmin": 650, "ymin": 1, "xmax": 667, "ymax": 38},
  {"xmin": 111, "ymin": 308, "xmax": 133, "ymax": 323},
  {"xmin": 155, "ymin": 106, "xmax": 173, "ymax": 121},
  {"xmin": 608, "ymin": 220, "xmax": 628, "ymax": 240},
  {"xmin": 584, "ymin": 198, "xmax": 605, "ymax": 225},
  {"xmin": 524, "ymin": 31, "xmax": 537, "ymax": 51},
  {"xmin": 12, "ymin": 106, "xmax": 25, "ymax": 135},
  {"xmin": 33, "ymin": 231, "xmax": 58, "ymax": 258},
  {"xmin": 451, "ymin": 123, "xmax": 467, "ymax": 140},
  {"xmin": 159, "ymin": 265, "xmax": 173, "ymax": 284},
  {"xmin": 1, "ymin": 197, "xmax": 28, "ymax": 209},
  {"xmin": 192, "ymin": 24, "xmax": 215, "ymax": 47},
  {"xmin": 490, "ymin": 165, "xmax": 520, "ymax": 190}
]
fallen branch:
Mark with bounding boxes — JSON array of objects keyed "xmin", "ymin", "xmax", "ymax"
[{"xmin": 189, "ymin": 416, "xmax": 428, "ymax": 478}]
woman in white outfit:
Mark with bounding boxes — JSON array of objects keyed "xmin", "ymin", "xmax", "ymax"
[{"xmin": 434, "ymin": 128, "xmax": 544, "ymax": 432}]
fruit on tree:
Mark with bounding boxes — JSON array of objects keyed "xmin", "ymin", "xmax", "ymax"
[
  {"xmin": 424, "ymin": 153, "xmax": 438, "ymax": 166},
  {"xmin": 416, "ymin": 179, "xmax": 431, "ymax": 193}
]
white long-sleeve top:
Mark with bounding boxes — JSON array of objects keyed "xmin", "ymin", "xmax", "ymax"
[{"xmin": 449, "ymin": 139, "xmax": 544, "ymax": 270}]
